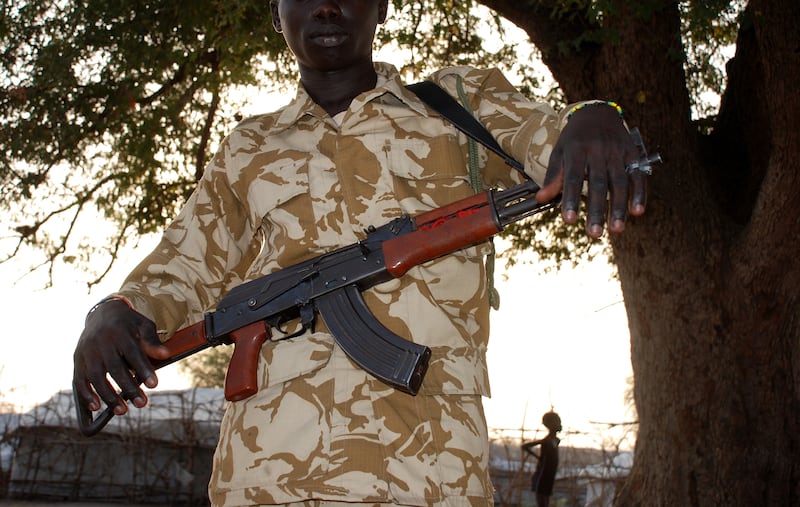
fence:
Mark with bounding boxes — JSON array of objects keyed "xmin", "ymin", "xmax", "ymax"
[{"xmin": 1, "ymin": 391, "xmax": 632, "ymax": 506}]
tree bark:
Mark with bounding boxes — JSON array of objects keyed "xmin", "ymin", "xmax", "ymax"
[{"xmin": 482, "ymin": 0, "xmax": 800, "ymax": 504}]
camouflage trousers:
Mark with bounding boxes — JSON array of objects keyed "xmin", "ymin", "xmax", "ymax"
[{"xmin": 209, "ymin": 339, "xmax": 494, "ymax": 506}]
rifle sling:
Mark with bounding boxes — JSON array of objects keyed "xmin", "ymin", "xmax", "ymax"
[{"xmin": 406, "ymin": 81, "xmax": 526, "ymax": 175}]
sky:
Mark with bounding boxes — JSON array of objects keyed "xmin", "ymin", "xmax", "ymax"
[
  {"xmin": 1, "ymin": 234, "xmax": 636, "ymax": 450},
  {"xmin": 482, "ymin": 244, "xmax": 636, "ymax": 448}
]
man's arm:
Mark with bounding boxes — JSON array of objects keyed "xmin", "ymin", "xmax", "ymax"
[
  {"xmin": 73, "ymin": 134, "xmax": 261, "ymax": 418},
  {"xmin": 522, "ymin": 439, "xmax": 543, "ymax": 458}
]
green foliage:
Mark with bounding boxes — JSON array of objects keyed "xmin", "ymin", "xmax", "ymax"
[
  {"xmin": 1, "ymin": 0, "xmax": 290, "ymax": 285},
  {"xmin": 680, "ymin": 0, "xmax": 743, "ymax": 120},
  {"xmin": 179, "ymin": 346, "xmax": 233, "ymax": 388},
  {"xmin": 378, "ymin": 1, "xmax": 545, "ymax": 94},
  {"xmin": 0, "ymin": 0, "xmax": 745, "ymax": 283}
]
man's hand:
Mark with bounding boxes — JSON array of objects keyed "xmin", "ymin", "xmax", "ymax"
[
  {"xmin": 536, "ymin": 103, "xmax": 649, "ymax": 238},
  {"xmin": 72, "ymin": 299, "xmax": 170, "ymax": 416}
]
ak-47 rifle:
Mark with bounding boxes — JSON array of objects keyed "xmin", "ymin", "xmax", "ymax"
[
  {"xmin": 75, "ymin": 82, "xmax": 660, "ymax": 436},
  {"xmin": 75, "ymin": 178, "xmax": 556, "ymax": 436}
]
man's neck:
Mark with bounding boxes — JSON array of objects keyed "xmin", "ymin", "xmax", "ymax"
[{"xmin": 299, "ymin": 62, "xmax": 378, "ymax": 117}]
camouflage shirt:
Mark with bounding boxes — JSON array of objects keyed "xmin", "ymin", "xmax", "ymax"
[{"xmin": 116, "ymin": 63, "xmax": 568, "ymax": 506}]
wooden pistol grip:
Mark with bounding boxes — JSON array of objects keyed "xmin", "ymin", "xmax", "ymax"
[{"xmin": 224, "ymin": 321, "xmax": 270, "ymax": 402}]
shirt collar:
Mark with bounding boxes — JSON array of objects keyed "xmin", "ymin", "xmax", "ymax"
[{"xmin": 271, "ymin": 62, "xmax": 434, "ymax": 133}]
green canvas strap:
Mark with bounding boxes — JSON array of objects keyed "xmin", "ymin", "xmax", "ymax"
[
  {"xmin": 405, "ymin": 77, "xmax": 527, "ymax": 310},
  {"xmin": 454, "ymin": 76, "xmax": 500, "ymax": 310},
  {"xmin": 455, "ymin": 78, "xmax": 483, "ymax": 194}
]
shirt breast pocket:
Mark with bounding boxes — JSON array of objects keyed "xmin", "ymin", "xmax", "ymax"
[
  {"xmin": 244, "ymin": 163, "xmax": 320, "ymax": 277},
  {"xmin": 383, "ymin": 135, "xmax": 474, "ymax": 214}
]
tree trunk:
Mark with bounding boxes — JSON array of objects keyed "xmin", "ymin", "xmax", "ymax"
[{"xmin": 483, "ymin": 0, "xmax": 800, "ymax": 504}]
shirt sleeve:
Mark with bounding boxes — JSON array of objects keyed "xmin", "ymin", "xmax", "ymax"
[
  {"xmin": 115, "ymin": 132, "xmax": 263, "ymax": 339},
  {"xmin": 426, "ymin": 66, "xmax": 581, "ymax": 189}
]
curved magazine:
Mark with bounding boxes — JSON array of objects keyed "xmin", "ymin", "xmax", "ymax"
[{"xmin": 316, "ymin": 284, "xmax": 431, "ymax": 395}]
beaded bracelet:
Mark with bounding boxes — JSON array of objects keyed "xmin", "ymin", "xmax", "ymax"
[{"xmin": 566, "ymin": 100, "xmax": 624, "ymax": 119}]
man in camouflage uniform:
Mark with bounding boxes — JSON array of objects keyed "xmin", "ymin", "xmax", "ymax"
[{"xmin": 73, "ymin": 0, "xmax": 648, "ymax": 505}]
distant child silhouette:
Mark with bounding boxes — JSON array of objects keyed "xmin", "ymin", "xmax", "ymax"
[{"xmin": 522, "ymin": 411, "xmax": 562, "ymax": 507}]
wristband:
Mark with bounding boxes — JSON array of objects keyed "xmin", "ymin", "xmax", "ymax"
[{"xmin": 86, "ymin": 295, "xmax": 133, "ymax": 322}]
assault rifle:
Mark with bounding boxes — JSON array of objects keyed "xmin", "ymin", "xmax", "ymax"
[{"xmin": 75, "ymin": 178, "xmax": 557, "ymax": 436}]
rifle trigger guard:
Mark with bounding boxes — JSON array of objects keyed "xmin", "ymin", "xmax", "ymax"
[{"xmin": 270, "ymin": 304, "xmax": 314, "ymax": 340}]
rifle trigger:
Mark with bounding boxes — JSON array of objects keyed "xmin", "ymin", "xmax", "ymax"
[
  {"xmin": 300, "ymin": 303, "xmax": 316, "ymax": 334},
  {"xmin": 271, "ymin": 309, "xmax": 313, "ymax": 340}
]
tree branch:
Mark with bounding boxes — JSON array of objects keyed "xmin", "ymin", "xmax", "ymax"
[
  {"xmin": 195, "ymin": 87, "xmax": 221, "ymax": 182},
  {"xmin": 478, "ymin": 0, "xmax": 600, "ymax": 99},
  {"xmin": 705, "ymin": 4, "xmax": 767, "ymax": 225},
  {"xmin": 2, "ymin": 172, "xmax": 122, "ymax": 285}
]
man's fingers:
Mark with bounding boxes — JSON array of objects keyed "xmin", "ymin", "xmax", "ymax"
[
  {"xmin": 135, "ymin": 319, "xmax": 169, "ymax": 387},
  {"xmin": 106, "ymin": 353, "xmax": 144, "ymax": 409},
  {"xmin": 628, "ymin": 170, "xmax": 648, "ymax": 216},
  {"xmin": 586, "ymin": 187, "xmax": 609, "ymax": 237},
  {"xmin": 75, "ymin": 344, "xmax": 126, "ymax": 413},
  {"xmin": 535, "ymin": 177, "xmax": 562, "ymax": 204},
  {"xmin": 72, "ymin": 371, "xmax": 101, "ymax": 412},
  {"xmin": 559, "ymin": 151, "xmax": 587, "ymax": 224},
  {"xmin": 606, "ymin": 155, "xmax": 630, "ymax": 233},
  {"xmin": 86, "ymin": 359, "xmax": 128, "ymax": 415}
]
